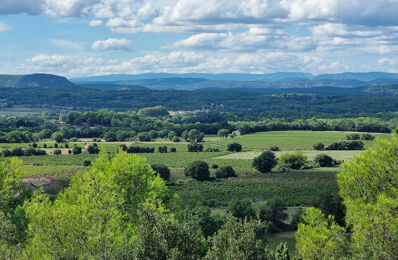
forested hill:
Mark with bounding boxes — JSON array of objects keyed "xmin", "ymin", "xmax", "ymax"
[{"xmin": 0, "ymin": 73, "xmax": 75, "ymax": 88}]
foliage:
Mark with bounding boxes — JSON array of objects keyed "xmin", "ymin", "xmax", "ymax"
[
  {"xmin": 158, "ymin": 146, "xmax": 168, "ymax": 153},
  {"xmin": 215, "ymin": 166, "xmax": 236, "ymax": 179},
  {"xmin": 252, "ymin": 151, "xmax": 278, "ymax": 173},
  {"xmin": 187, "ymin": 142, "xmax": 203, "ymax": 152},
  {"xmin": 151, "ymin": 164, "xmax": 171, "ymax": 181},
  {"xmin": 217, "ymin": 129, "xmax": 229, "ymax": 138},
  {"xmin": 346, "ymin": 133, "xmax": 360, "ymax": 140},
  {"xmin": 361, "ymin": 133, "xmax": 375, "ymax": 140},
  {"xmin": 255, "ymin": 198, "xmax": 288, "ymax": 233},
  {"xmin": 51, "ymin": 132, "xmax": 64, "ymax": 143},
  {"xmin": 226, "ymin": 199, "xmax": 256, "ymax": 220},
  {"xmin": 314, "ymin": 154, "xmax": 334, "ymax": 167},
  {"xmin": 87, "ymin": 145, "xmax": 100, "ymax": 154},
  {"xmin": 227, "ymin": 142, "xmax": 242, "ymax": 152},
  {"xmin": 23, "ymin": 152, "xmax": 169, "ymax": 258},
  {"xmin": 205, "ymin": 214, "xmax": 273, "ymax": 260},
  {"xmin": 53, "ymin": 149, "xmax": 62, "ymax": 155},
  {"xmin": 127, "ymin": 146, "xmax": 155, "ymax": 153},
  {"xmin": 137, "ymin": 105, "xmax": 169, "ymax": 117},
  {"xmin": 325, "ymin": 140, "xmax": 364, "ymax": 150},
  {"xmin": 72, "ymin": 146, "xmax": 82, "ymax": 155},
  {"xmin": 184, "ymin": 161, "xmax": 210, "ymax": 181},
  {"xmin": 270, "ymin": 145, "xmax": 280, "ymax": 151},
  {"xmin": 277, "ymin": 152, "xmax": 307, "ymax": 170},
  {"xmin": 313, "ymin": 142, "xmax": 324, "ymax": 150}
]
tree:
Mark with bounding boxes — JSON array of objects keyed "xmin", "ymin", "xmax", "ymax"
[
  {"xmin": 37, "ymin": 129, "xmax": 53, "ymax": 140},
  {"xmin": 314, "ymin": 154, "xmax": 334, "ymax": 167},
  {"xmin": 103, "ymin": 131, "xmax": 117, "ymax": 142},
  {"xmin": 215, "ymin": 166, "xmax": 236, "ymax": 179},
  {"xmin": 252, "ymin": 151, "xmax": 278, "ymax": 173},
  {"xmin": 313, "ymin": 142, "xmax": 324, "ymax": 150},
  {"xmin": 205, "ymin": 214, "xmax": 273, "ymax": 259},
  {"xmin": 296, "ymin": 136, "xmax": 398, "ymax": 259},
  {"xmin": 72, "ymin": 146, "xmax": 82, "ymax": 155},
  {"xmin": 277, "ymin": 152, "xmax": 307, "ymax": 170},
  {"xmin": 184, "ymin": 161, "xmax": 210, "ymax": 181},
  {"xmin": 188, "ymin": 129, "xmax": 205, "ymax": 142},
  {"xmin": 217, "ymin": 129, "xmax": 229, "ymax": 138},
  {"xmin": 255, "ymin": 199, "xmax": 288, "ymax": 233},
  {"xmin": 51, "ymin": 132, "xmax": 64, "ymax": 143},
  {"xmin": 151, "ymin": 164, "xmax": 170, "ymax": 181},
  {"xmin": 187, "ymin": 142, "xmax": 203, "ymax": 152},
  {"xmin": 227, "ymin": 142, "xmax": 242, "ymax": 152},
  {"xmin": 226, "ymin": 199, "xmax": 256, "ymax": 220},
  {"xmin": 23, "ymin": 152, "xmax": 169, "ymax": 258},
  {"xmin": 87, "ymin": 145, "xmax": 100, "ymax": 154}
]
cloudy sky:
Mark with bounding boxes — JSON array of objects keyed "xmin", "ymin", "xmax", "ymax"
[{"xmin": 1, "ymin": 0, "xmax": 398, "ymax": 77}]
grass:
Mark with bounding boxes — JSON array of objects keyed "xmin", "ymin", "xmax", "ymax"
[
  {"xmin": 216, "ymin": 150, "xmax": 363, "ymax": 161},
  {"xmin": 268, "ymin": 232, "xmax": 296, "ymax": 257},
  {"xmin": 208, "ymin": 131, "xmax": 391, "ymax": 151},
  {"xmin": 21, "ymin": 165, "xmax": 85, "ymax": 178}
]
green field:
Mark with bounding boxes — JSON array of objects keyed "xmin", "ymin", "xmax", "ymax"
[{"xmin": 207, "ymin": 130, "xmax": 391, "ymax": 151}]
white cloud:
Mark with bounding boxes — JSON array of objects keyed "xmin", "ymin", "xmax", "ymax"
[
  {"xmin": 50, "ymin": 39, "xmax": 83, "ymax": 51},
  {"xmin": 0, "ymin": 23, "xmax": 10, "ymax": 32},
  {"xmin": 91, "ymin": 38, "xmax": 132, "ymax": 51},
  {"xmin": 89, "ymin": 19, "xmax": 103, "ymax": 26},
  {"xmin": 29, "ymin": 54, "xmax": 71, "ymax": 66}
]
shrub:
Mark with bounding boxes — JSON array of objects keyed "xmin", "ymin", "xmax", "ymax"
[
  {"xmin": 64, "ymin": 143, "xmax": 69, "ymax": 148},
  {"xmin": 72, "ymin": 146, "xmax": 82, "ymax": 155},
  {"xmin": 158, "ymin": 146, "xmax": 168, "ymax": 153},
  {"xmin": 188, "ymin": 142, "xmax": 203, "ymax": 152},
  {"xmin": 184, "ymin": 160, "xmax": 210, "ymax": 181},
  {"xmin": 1, "ymin": 149, "xmax": 12, "ymax": 157},
  {"xmin": 226, "ymin": 199, "xmax": 256, "ymax": 220},
  {"xmin": 361, "ymin": 133, "xmax": 375, "ymax": 140},
  {"xmin": 313, "ymin": 142, "xmax": 324, "ymax": 150},
  {"xmin": 255, "ymin": 198, "xmax": 288, "ymax": 233},
  {"xmin": 32, "ymin": 143, "xmax": 37, "ymax": 148},
  {"xmin": 252, "ymin": 151, "xmax": 278, "ymax": 173},
  {"xmin": 206, "ymin": 147, "xmax": 220, "ymax": 152},
  {"xmin": 170, "ymin": 147, "xmax": 177, "ymax": 153},
  {"xmin": 25, "ymin": 147, "xmax": 36, "ymax": 156},
  {"xmin": 87, "ymin": 145, "xmax": 100, "ymax": 154},
  {"xmin": 314, "ymin": 154, "xmax": 334, "ymax": 167},
  {"xmin": 53, "ymin": 149, "xmax": 62, "ymax": 155},
  {"xmin": 83, "ymin": 160, "xmax": 91, "ymax": 166},
  {"xmin": 103, "ymin": 132, "xmax": 117, "ymax": 142},
  {"xmin": 43, "ymin": 143, "xmax": 47, "ymax": 148},
  {"xmin": 11, "ymin": 147, "xmax": 25, "ymax": 157},
  {"xmin": 325, "ymin": 141, "xmax": 364, "ymax": 150},
  {"xmin": 211, "ymin": 163, "xmax": 219, "ymax": 169},
  {"xmin": 34, "ymin": 149, "xmax": 47, "ymax": 156},
  {"xmin": 346, "ymin": 134, "xmax": 360, "ymax": 140},
  {"xmin": 126, "ymin": 146, "xmax": 155, "ymax": 153},
  {"xmin": 269, "ymin": 145, "xmax": 280, "ymax": 151},
  {"xmin": 54, "ymin": 143, "xmax": 58, "ymax": 148},
  {"xmin": 278, "ymin": 152, "xmax": 307, "ymax": 170},
  {"xmin": 119, "ymin": 144, "xmax": 127, "ymax": 151},
  {"xmin": 151, "ymin": 164, "xmax": 171, "ymax": 181},
  {"xmin": 215, "ymin": 166, "xmax": 236, "ymax": 179},
  {"xmin": 172, "ymin": 136, "xmax": 181, "ymax": 142},
  {"xmin": 68, "ymin": 149, "xmax": 72, "ymax": 155},
  {"xmin": 136, "ymin": 132, "xmax": 152, "ymax": 142},
  {"xmin": 227, "ymin": 142, "xmax": 242, "ymax": 152}
]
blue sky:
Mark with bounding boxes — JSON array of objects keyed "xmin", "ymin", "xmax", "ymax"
[{"xmin": 0, "ymin": 0, "xmax": 398, "ymax": 77}]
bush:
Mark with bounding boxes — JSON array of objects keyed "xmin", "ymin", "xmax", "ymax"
[
  {"xmin": 11, "ymin": 147, "xmax": 25, "ymax": 157},
  {"xmin": 227, "ymin": 142, "xmax": 242, "ymax": 152},
  {"xmin": 188, "ymin": 142, "xmax": 203, "ymax": 152},
  {"xmin": 64, "ymin": 143, "xmax": 69, "ymax": 148},
  {"xmin": 119, "ymin": 144, "xmax": 127, "ymax": 151},
  {"xmin": 72, "ymin": 146, "xmax": 82, "ymax": 155},
  {"xmin": 211, "ymin": 163, "xmax": 219, "ymax": 169},
  {"xmin": 252, "ymin": 151, "xmax": 278, "ymax": 173},
  {"xmin": 314, "ymin": 154, "xmax": 334, "ymax": 167},
  {"xmin": 206, "ymin": 147, "xmax": 220, "ymax": 152},
  {"xmin": 170, "ymin": 147, "xmax": 177, "ymax": 153},
  {"xmin": 184, "ymin": 160, "xmax": 210, "ymax": 181},
  {"xmin": 313, "ymin": 142, "xmax": 324, "ymax": 150},
  {"xmin": 215, "ymin": 166, "xmax": 236, "ymax": 179},
  {"xmin": 255, "ymin": 198, "xmax": 288, "ymax": 233},
  {"xmin": 136, "ymin": 132, "xmax": 152, "ymax": 142},
  {"xmin": 54, "ymin": 143, "xmax": 58, "ymax": 148},
  {"xmin": 172, "ymin": 136, "xmax": 181, "ymax": 142},
  {"xmin": 269, "ymin": 145, "xmax": 280, "ymax": 151},
  {"xmin": 126, "ymin": 146, "xmax": 155, "ymax": 153},
  {"xmin": 103, "ymin": 132, "xmax": 117, "ymax": 142},
  {"xmin": 68, "ymin": 149, "xmax": 72, "ymax": 155},
  {"xmin": 43, "ymin": 143, "xmax": 47, "ymax": 148},
  {"xmin": 226, "ymin": 199, "xmax": 256, "ymax": 220},
  {"xmin": 83, "ymin": 160, "xmax": 91, "ymax": 166},
  {"xmin": 151, "ymin": 164, "xmax": 171, "ymax": 181},
  {"xmin": 158, "ymin": 146, "xmax": 168, "ymax": 153},
  {"xmin": 361, "ymin": 133, "xmax": 375, "ymax": 140},
  {"xmin": 325, "ymin": 141, "xmax": 364, "ymax": 150},
  {"xmin": 278, "ymin": 152, "xmax": 307, "ymax": 170},
  {"xmin": 34, "ymin": 149, "xmax": 47, "ymax": 156},
  {"xmin": 1, "ymin": 149, "xmax": 12, "ymax": 157},
  {"xmin": 87, "ymin": 145, "xmax": 100, "ymax": 154},
  {"xmin": 53, "ymin": 149, "xmax": 62, "ymax": 155},
  {"xmin": 25, "ymin": 147, "xmax": 36, "ymax": 156},
  {"xmin": 32, "ymin": 143, "xmax": 37, "ymax": 148},
  {"xmin": 346, "ymin": 134, "xmax": 360, "ymax": 140}
]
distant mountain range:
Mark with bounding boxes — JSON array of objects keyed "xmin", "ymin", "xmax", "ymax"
[
  {"xmin": 71, "ymin": 72, "xmax": 398, "ymax": 91},
  {"xmin": 2, "ymin": 72, "xmax": 398, "ymax": 91}
]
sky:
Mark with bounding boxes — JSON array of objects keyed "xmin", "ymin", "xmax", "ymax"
[{"xmin": 1, "ymin": 0, "xmax": 398, "ymax": 78}]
